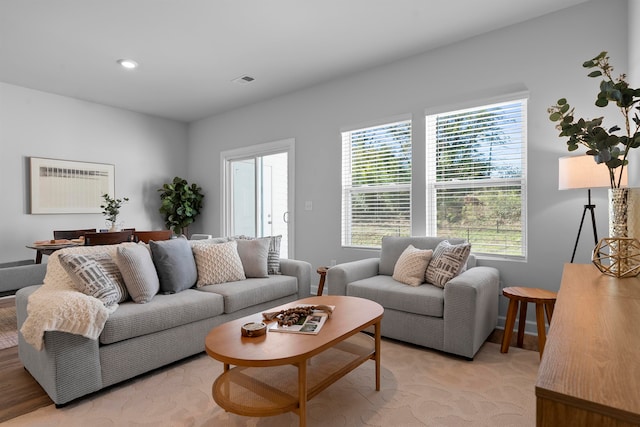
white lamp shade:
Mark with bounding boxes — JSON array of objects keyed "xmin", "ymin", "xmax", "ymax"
[{"xmin": 558, "ymin": 155, "xmax": 628, "ymax": 190}]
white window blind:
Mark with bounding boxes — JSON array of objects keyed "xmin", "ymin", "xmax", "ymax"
[
  {"xmin": 426, "ymin": 99, "xmax": 527, "ymax": 258},
  {"xmin": 342, "ymin": 120, "xmax": 412, "ymax": 248}
]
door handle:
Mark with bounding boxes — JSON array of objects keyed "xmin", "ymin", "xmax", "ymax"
[{"xmin": 283, "ymin": 212, "xmax": 289, "ymax": 223}]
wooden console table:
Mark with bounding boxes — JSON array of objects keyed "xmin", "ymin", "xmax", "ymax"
[{"xmin": 535, "ymin": 263, "xmax": 640, "ymax": 426}]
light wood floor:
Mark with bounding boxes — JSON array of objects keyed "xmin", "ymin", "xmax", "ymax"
[{"xmin": 0, "ymin": 295, "xmax": 538, "ymax": 423}]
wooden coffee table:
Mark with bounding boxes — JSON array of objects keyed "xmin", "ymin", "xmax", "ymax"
[{"xmin": 205, "ymin": 295, "xmax": 383, "ymax": 427}]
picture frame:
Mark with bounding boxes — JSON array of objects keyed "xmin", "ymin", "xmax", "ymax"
[{"xmin": 30, "ymin": 157, "xmax": 115, "ymax": 214}]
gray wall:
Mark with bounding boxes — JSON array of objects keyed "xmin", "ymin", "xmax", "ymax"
[
  {"xmin": 0, "ymin": 83, "xmax": 189, "ymax": 263},
  {"xmin": 189, "ymin": 0, "xmax": 629, "ymax": 327}
]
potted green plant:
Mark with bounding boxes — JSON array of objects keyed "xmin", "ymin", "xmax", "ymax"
[
  {"xmin": 158, "ymin": 177, "xmax": 204, "ymax": 237},
  {"xmin": 101, "ymin": 193, "xmax": 129, "ymax": 231}
]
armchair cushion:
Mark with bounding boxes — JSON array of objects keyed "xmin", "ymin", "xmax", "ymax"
[{"xmin": 348, "ymin": 275, "xmax": 444, "ymax": 317}]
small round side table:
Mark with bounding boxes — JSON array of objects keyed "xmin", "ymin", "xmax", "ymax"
[
  {"xmin": 316, "ymin": 266, "xmax": 329, "ymax": 296},
  {"xmin": 500, "ymin": 286, "xmax": 557, "ymax": 359}
]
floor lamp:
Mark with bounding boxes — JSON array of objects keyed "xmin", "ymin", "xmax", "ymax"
[{"xmin": 558, "ymin": 155, "xmax": 627, "ymax": 262}]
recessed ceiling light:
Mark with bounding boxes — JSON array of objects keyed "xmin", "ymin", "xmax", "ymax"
[{"xmin": 117, "ymin": 59, "xmax": 138, "ymax": 70}]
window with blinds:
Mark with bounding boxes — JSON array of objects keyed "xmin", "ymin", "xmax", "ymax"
[
  {"xmin": 341, "ymin": 119, "xmax": 412, "ymax": 248},
  {"xmin": 426, "ymin": 99, "xmax": 527, "ymax": 258}
]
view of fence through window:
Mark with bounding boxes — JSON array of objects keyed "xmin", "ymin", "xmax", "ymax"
[
  {"xmin": 427, "ymin": 99, "xmax": 527, "ymax": 257},
  {"xmin": 341, "ymin": 120, "xmax": 412, "ymax": 247}
]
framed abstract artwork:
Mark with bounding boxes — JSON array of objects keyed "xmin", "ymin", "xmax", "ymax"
[{"xmin": 30, "ymin": 157, "xmax": 115, "ymax": 214}]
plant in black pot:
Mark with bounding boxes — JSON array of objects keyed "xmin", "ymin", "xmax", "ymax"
[{"xmin": 158, "ymin": 177, "xmax": 204, "ymax": 237}]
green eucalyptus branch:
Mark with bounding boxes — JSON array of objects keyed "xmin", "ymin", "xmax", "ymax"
[
  {"xmin": 548, "ymin": 51, "xmax": 640, "ymax": 189},
  {"xmin": 100, "ymin": 194, "xmax": 129, "ymax": 223}
]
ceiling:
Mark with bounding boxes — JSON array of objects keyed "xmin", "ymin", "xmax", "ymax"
[{"xmin": 0, "ymin": 0, "xmax": 589, "ymax": 123}]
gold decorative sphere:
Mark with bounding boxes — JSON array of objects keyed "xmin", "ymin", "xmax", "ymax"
[{"xmin": 592, "ymin": 237, "xmax": 640, "ymax": 278}]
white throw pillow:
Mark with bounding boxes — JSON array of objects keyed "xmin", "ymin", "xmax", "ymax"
[
  {"xmin": 392, "ymin": 245, "xmax": 433, "ymax": 286},
  {"xmin": 192, "ymin": 240, "xmax": 246, "ymax": 286}
]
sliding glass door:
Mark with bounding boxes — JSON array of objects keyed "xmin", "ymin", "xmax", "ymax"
[{"xmin": 223, "ymin": 140, "xmax": 293, "ymax": 258}]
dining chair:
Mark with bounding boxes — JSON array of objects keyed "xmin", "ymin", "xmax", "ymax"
[
  {"xmin": 53, "ymin": 228, "xmax": 96, "ymax": 240},
  {"xmin": 84, "ymin": 230, "xmax": 134, "ymax": 246},
  {"xmin": 133, "ymin": 230, "xmax": 174, "ymax": 243}
]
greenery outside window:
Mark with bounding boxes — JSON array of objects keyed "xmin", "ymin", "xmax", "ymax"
[
  {"xmin": 426, "ymin": 98, "xmax": 527, "ymax": 258},
  {"xmin": 341, "ymin": 119, "xmax": 412, "ymax": 248}
]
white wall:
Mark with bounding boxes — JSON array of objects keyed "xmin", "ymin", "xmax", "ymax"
[
  {"xmin": 189, "ymin": 0, "xmax": 628, "ymax": 325},
  {"xmin": 0, "ymin": 83, "xmax": 188, "ymax": 263}
]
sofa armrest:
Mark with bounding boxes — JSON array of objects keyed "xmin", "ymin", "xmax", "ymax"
[
  {"xmin": 16, "ymin": 285, "xmax": 103, "ymax": 405},
  {"xmin": 0, "ymin": 263, "xmax": 47, "ymax": 295},
  {"xmin": 443, "ymin": 266, "xmax": 500, "ymax": 358},
  {"xmin": 327, "ymin": 258, "xmax": 380, "ymax": 296},
  {"xmin": 279, "ymin": 258, "xmax": 312, "ymax": 298}
]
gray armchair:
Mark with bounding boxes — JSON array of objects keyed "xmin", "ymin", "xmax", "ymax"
[{"xmin": 328, "ymin": 236, "xmax": 499, "ymax": 359}]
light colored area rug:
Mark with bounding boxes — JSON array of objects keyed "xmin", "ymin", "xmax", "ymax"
[
  {"xmin": 3, "ymin": 339, "xmax": 538, "ymax": 427},
  {"xmin": 0, "ymin": 305, "xmax": 18, "ymax": 350}
]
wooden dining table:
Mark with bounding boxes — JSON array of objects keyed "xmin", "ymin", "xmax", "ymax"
[{"xmin": 26, "ymin": 240, "xmax": 81, "ymax": 264}]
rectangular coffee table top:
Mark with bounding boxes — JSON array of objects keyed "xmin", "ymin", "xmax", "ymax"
[{"xmin": 205, "ymin": 295, "xmax": 383, "ymax": 367}]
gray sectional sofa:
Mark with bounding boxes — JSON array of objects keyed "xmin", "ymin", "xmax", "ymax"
[
  {"xmin": 328, "ymin": 236, "xmax": 499, "ymax": 359},
  {"xmin": 15, "ymin": 239, "xmax": 312, "ymax": 406}
]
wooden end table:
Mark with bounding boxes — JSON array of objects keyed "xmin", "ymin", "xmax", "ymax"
[
  {"xmin": 500, "ymin": 286, "xmax": 557, "ymax": 358},
  {"xmin": 205, "ymin": 295, "xmax": 383, "ymax": 427},
  {"xmin": 316, "ymin": 266, "xmax": 328, "ymax": 296}
]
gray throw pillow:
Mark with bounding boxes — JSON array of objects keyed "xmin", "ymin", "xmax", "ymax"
[
  {"xmin": 115, "ymin": 244, "xmax": 160, "ymax": 303},
  {"xmin": 267, "ymin": 235, "xmax": 282, "ymax": 274},
  {"xmin": 87, "ymin": 252, "xmax": 129, "ymax": 303},
  {"xmin": 150, "ymin": 237, "xmax": 198, "ymax": 294},
  {"xmin": 425, "ymin": 240, "xmax": 471, "ymax": 288},
  {"xmin": 236, "ymin": 237, "xmax": 270, "ymax": 278},
  {"xmin": 59, "ymin": 254, "xmax": 120, "ymax": 307}
]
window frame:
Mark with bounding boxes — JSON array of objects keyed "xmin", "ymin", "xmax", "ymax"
[
  {"xmin": 341, "ymin": 115, "xmax": 413, "ymax": 249},
  {"xmin": 425, "ymin": 93, "xmax": 528, "ymax": 260}
]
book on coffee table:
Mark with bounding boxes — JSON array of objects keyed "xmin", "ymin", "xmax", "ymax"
[{"xmin": 268, "ymin": 305, "xmax": 334, "ymax": 335}]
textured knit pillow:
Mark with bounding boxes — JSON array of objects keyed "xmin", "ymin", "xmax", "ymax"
[
  {"xmin": 59, "ymin": 254, "xmax": 120, "ymax": 307},
  {"xmin": 236, "ymin": 237, "xmax": 270, "ymax": 278},
  {"xmin": 392, "ymin": 245, "xmax": 433, "ymax": 286},
  {"xmin": 425, "ymin": 240, "xmax": 471, "ymax": 288},
  {"xmin": 192, "ymin": 240, "xmax": 246, "ymax": 286},
  {"xmin": 149, "ymin": 237, "xmax": 198, "ymax": 293},
  {"xmin": 115, "ymin": 244, "xmax": 160, "ymax": 303},
  {"xmin": 87, "ymin": 252, "xmax": 129, "ymax": 303}
]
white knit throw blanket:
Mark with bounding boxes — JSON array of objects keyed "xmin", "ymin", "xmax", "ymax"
[{"xmin": 20, "ymin": 244, "xmax": 133, "ymax": 351}]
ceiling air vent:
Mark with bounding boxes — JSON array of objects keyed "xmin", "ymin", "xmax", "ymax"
[{"xmin": 232, "ymin": 75, "xmax": 255, "ymax": 85}]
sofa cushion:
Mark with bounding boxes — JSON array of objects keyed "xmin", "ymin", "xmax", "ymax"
[
  {"xmin": 379, "ymin": 236, "xmax": 465, "ymax": 276},
  {"xmin": 267, "ymin": 235, "xmax": 282, "ymax": 275},
  {"xmin": 425, "ymin": 240, "xmax": 471, "ymax": 288},
  {"xmin": 236, "ymin": 238, "xmax": 270, "ymax": 278},
  {"xmin": 392, "ymin": 245, "xmax": 433, "ymax": 286},
  {"xmin": 100, "ymin": 289, "xmax": 224, "ymax": 344},
  {"xmin": 197, "ymin": 276, "xmax": 297, "ymax": 314},
  {"xmin": 88, "ymin": 252, "xmax": 129, "ymax": 303},
  {"xmin": 150, "ymin": 238, "xmax": 198, "ymax": 294},
  {"xmin": 233, "ymin": 235, "xmax": 282, "ymax": 275},
  {"xmin": 192, "ymin": 240, "xmax": 246, "ymax": 286},
  {"xmin": 347, "ymin": 275, "xmax": 444, "ymax": 317},
  {"xmin": 115, "ymin": 244, "xmax": 160, "ymax": 303},
  {"xmin": 59, "ymin": 254, "xmax": 120, "ymax": 307}
]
